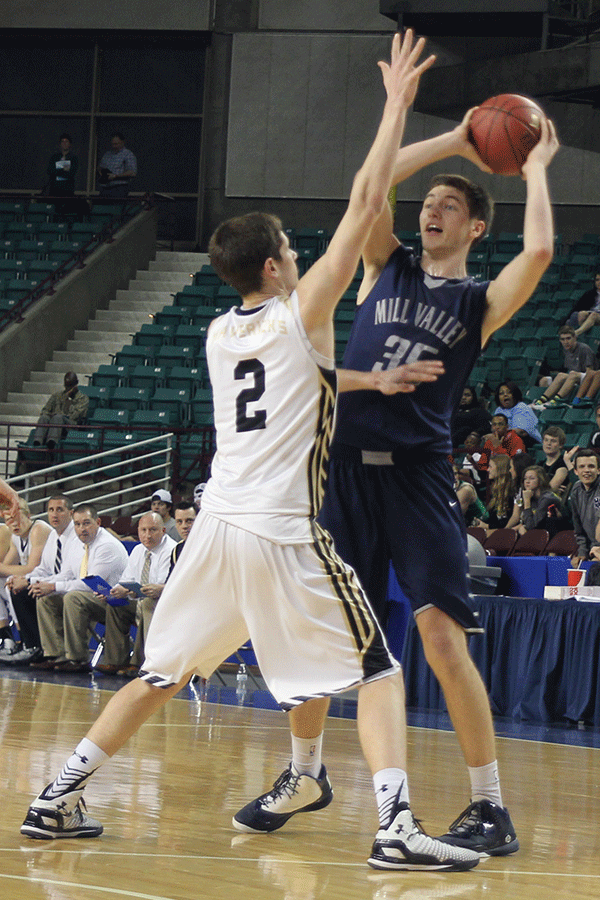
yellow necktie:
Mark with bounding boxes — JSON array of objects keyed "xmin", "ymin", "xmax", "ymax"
[
  {"xmin": 141, "ymin": 550, "xmax": 152, "ymax": 584},
  {"xmin": 79, "ymin": 544, "xmax": 89, "ymax": 578}
]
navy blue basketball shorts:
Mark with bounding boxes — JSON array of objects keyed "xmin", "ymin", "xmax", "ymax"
[{"xmin": 318, "ymin": 445, "xmax": 480, "ymax": 632}]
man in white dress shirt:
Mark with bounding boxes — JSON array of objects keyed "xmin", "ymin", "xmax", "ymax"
[
  {"xmin": 95, "ymin": 512, "xmax": 176, "ymax": 675},
  {"xmin": 31, "ymin": 503, "xmax": 128, "ymax": 673},
  {"xmin": 1, "ymin": 495, "xmax": 80, "ymax": 665}
]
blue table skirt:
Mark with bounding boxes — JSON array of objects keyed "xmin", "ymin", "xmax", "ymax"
[{"xmin": 399, "ymin": 594, "xmax": 600, "ymax": 725}]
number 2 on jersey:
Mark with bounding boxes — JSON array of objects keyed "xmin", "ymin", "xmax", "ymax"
[{"xmin": 235, "ymin": 359, "xmax": 266, "ymax": 432}]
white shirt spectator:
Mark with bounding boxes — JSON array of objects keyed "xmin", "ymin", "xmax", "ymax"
[
  {"xmin": 117, "ymin": 534, "xmax": 176, "ymax": 588},
  {"xmin": 28, "ymin": 520, "xmax": 83, "ymax": 584},
  {"xmin": 54, "ymin": 527, "xmax": 128, "ymax": 593}
]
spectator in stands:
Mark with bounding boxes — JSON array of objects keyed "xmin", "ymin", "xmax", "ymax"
[
  {"xmin": 476, "ymin": 412, "xmax": 525, "ymax": 473},
  {"xmin": 95, "ymin": 512, "xmax": 176, "ymax": 677},
  {"xmin": 567, "ymin": 271, "xmax": 600, "ymax": 337},
  {"xmin": 33, "ymin": 372, "xmax": 89, "ymax": 449},
  {"xmin": 540, "ymin": 426, "xmax": 570, "ymax": 496},
  {"xmin": 505, "ymin": 452, "xmax": 536, "ymax": 529},
  {"xmin": 0, "ymin": 522, "xmax": 13, "ymax": 653},
  {"xmin": 0, "ymin": 495, "xmax": 79, "ymax": 666},
  {"xmin": 533, "ymin": 326, "xmax": 596, "ymax": 408},
  {"xmin": 571, "ymin": 365, "xmax": 600, "ymax": 407},
  {"xmin": 97, "ymin": 133, "xmax": 137, "ymax": 199},
  {"xmin": 451, "ymin": 386, "xmax": 491, "ymax": 449},
  {"xmin": 453, "ymin": 465, "xmax": 487, "ymax": 527},
  {"xmin": 150, "ymin": 490, "xmax": 179, "ymax": 540},
  {"xmin": 30, "ymin": 503, "xmax": 128, "ymax": 673},
  {"xmin": 584, "ymin": 402, "xmax": 600, "ymax": 451},
  {"xmin": 0, "ymin": 498, "xmax": 52, "ymax": 658},
  {"xmin": 493, "ymin": 381, "xmax": 541, "ymax": 445},
  {"xmin": 514, "ymin": 465, "xmax": 565, "ymax": 536},
  {"xmin": 568, "ymin": 449, "xmax": 600, "ymax": 566},
  {"xmin": 47, "ymin": 133, "xmax": 78, "ymax": 198},
  {"xmin": 457, "ymin": 430, "xmax": 485, "ymax": 494},
  {"xmin": 473, "ymin": 455, "xmax": 515, "ymax": 532}
]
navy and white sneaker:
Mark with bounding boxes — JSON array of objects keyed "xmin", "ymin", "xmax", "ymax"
[
  {"xmin": 0, "ymin": 645, "xmax": 42, "ymax": 665},
  {"xmin": 233, "ymin": 763, "xmax": 333, "ymax": 833},
  {"xmin": 437, "ymin": 799, "xmax": 519, "ymax": 856},
  {"xmin": 21, "ymin": 785, "xmax": 103, "ymax": 840},
  {"xmin": 369, "ymin": 799, "xmax": 479, "ymax": 871}
]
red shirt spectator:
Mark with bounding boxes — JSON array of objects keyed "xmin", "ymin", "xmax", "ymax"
[{"xmin": 477, "ymin": 413, "xmax": 526, "ymax": 472}]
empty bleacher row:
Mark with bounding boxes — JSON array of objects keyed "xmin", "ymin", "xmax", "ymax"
[{"xmin": 0, "ymin": 198, "xmax": 141, "ymax": 313}]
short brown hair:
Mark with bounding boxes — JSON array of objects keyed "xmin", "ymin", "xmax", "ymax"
[
  {"xmin": 559, "ymin": 325, "xmax": 575, "ymax": 337},
  {"xmin": 208, "ymin": 212, "xmax": 284, "ymax": 297},
  {"xmin": 428, "ymin": 174, "xmax": 494, "ymax": 247},
  {"xmin": 543, "ymin": 425, "xmax": 566, "ymax": 447}
]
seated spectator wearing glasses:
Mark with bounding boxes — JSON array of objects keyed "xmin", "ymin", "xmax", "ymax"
[
  {"xmin": 95, "ymin": 512, "xmax": 176, "ymax": 677},
  {"xmin": 476, "ymin": 413, "xmax": 525, "ymax": 473},
  {"xmin": 514, "ymin": 465, "xmax": 565, "ymax": 537},
  {"xmin": 493, "ymin": 381, "xmax": 541, "ymax": 446}
]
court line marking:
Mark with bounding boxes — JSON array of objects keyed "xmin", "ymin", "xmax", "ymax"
[{"xmin": 2, "ymin": 856, "xmax": 600, "ymax": 880}]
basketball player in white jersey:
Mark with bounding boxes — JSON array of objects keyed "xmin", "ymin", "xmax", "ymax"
[{"xmin": 20, "ymin": 32, "xmax": 479, "ymax": 871}]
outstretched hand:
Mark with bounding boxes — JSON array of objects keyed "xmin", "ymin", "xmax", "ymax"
[
  {"xmin": 378, "ymin": 29, "xmax": 436, "ymax": 111},
  {"xmin": 0, "ymin": 478, "xmax": 19, "ymax": 522},
  {"xmin": 452, "ymin": 108, "xmax": 494, "ymax": 173},
  {"xmin": 373, "ymin": 359, "xmax": 444, "ymax": 395},
  {"xmin": 522, "ymin": 114, "xmax": 559, "ymax": 174}
]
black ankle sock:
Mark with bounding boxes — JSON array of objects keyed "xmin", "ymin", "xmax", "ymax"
[{"xmin": 0, "ymin": 625, "xmax": 14, "ymax": 641}]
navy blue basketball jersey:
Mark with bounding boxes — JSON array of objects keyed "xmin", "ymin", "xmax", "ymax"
[{"xmin": 334, "ymin": 244, "xmax": 489, "ymax": 455}]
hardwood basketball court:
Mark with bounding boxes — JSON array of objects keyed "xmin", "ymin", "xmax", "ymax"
[{"xmin": 1, "ymin": 671, "xmax": 599, "ymax": 900}]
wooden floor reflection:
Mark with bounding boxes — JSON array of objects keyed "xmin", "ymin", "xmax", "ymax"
[{"xmin": 2, "ymin": 675, "xmax": 600, "ymax": 900}]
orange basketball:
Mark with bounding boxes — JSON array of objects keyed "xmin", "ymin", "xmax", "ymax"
[{"xmin": 468, "ymin": 94, "xmax": 544, "ymax": 175}]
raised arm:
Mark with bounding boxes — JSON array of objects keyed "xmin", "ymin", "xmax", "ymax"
[
  {"xmin": 297, "ymin": 31, "xmax": 435, "ymax": 343},
  {"xmin": 482, "ymin": 116, "xmax": 559, "ymax": 344}
]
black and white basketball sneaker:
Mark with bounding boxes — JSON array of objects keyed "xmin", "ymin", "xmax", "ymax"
[
  {"xmin": 233, "ymin": 763, "xmax": 333, "ymax": 833},
  {"xmin": 369, "ymin": 797, "xmax": 480, "ymax": 872},
  {"xmin": 21, "ymin": 785, "xmax": 103, "ymax": 840},
  {"xmin": 436, "ymin": 799, "xmax": 519, "ymax": 856}
]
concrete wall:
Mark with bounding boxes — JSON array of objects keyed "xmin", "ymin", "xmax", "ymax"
[
  {"xmin": 0, "ymin": 209, "xmax": 157, "ymax": 402},
  {"xmin": 0, "ymin": 0, "xmax": 210, "ymax": 30}
]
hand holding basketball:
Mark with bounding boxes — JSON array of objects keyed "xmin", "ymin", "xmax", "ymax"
[{"xmin": 467, "ymin": 94, "xmax": 546, "ymax": 175}]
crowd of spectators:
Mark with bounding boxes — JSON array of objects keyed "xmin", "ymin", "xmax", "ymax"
[
  {"xmin": 0, "ymin": 486, "xmax": 196, "ymax": 680},
  {"xmin": 453, "ymin": 272, "xmax": 600, "ymax": 562}
]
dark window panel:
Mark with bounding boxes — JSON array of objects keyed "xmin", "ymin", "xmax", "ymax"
[
  {"xmin": 97, "ymin": 118, "xmax": 202, "ymax": 194},
  {"xmin": 99, "ymin": 45, "xmax": 205, "ymax": 114},
  {"xmin": 0, "ymin": 47, "xmax": 94, "ymax": 112}
]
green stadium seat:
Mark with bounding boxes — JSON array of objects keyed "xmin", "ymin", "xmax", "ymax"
[
  {"xmin": 61, "ymin": 429, "xmax": 100, "ymax": 473},
  {"xmin": 131, "ymin": 409, "xmax": 177, "ymax": 429},
  {"xmin": 155, "ymin": 345, "xmax": 196, "ymax": 369},
  {"xmin": 113, "ymin": 345, "xmax": 155, "ymax": 368},
  {"xmin": 90, "ymin": 408, "xmax": 130, "ymax": 426},
  {"xmin": 128, "ymin": 365, "xmax": 167, "ymax": 391},
  {"xmin": 110, "ymin": 386, "xmax": 150, "ymax": 412},
  {"xmin": 27, "ymin": 202, "xmax": 55, "ymax": 222},
  {"xmin": 134, "ymin": 323, "xmax": 174, "ymax": 348},
  {"xmin": 493, "ymin": 232, "xmax": 523, "ymax": 254},
  {"xmin": 190, "ymin": 388, "xmax": 214, "ymax": 426},
  {"xmin": 5, "ymin": 278, "xmax": 43, "ymax": 299},
  {"xmin": 48, "ymin": 240, "xmax": 84, "ymax": 263},
  {"xmin": 79, "ymin": 384, "xmax": 112, "ymax": 415},
  {"xmin": 150, "ymin": 387, "xmax": 190, "ymax": 425},
  {"xmin": 91, "ymin": 365, "xmax": 128, "ymax": 388},
  {"xmin": 37, "ymin": 222, "xmax": 69, "ymax": 241},
  {"xmin": 70, "ymin": 222, "xmax": 101, "ymax": 242},
  {"xmin": 167, "ymin": 365, "xmax": 205, "ymax": 392},
  {"xmin": 173, "ymin": 325, "xmax": 204, "ymax": 349},
  {"xmin": 0, "ymin": 259, "xmax": 26, "ymax": 279},
  {"xmin": 16, "ymin": 240, "xmax": 48, "ymax": 260},
  {"xmin": 26, "ymin": 259, "xmax": 62, "ymax": 280},
  {"xmin": 153, "ymin": 305, "xmax": 194, "ymax": 327}
]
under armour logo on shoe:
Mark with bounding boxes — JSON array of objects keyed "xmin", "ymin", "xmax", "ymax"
[{"xmin": 57, "ymin": 801, "xmax": 68, "ymax": 811}]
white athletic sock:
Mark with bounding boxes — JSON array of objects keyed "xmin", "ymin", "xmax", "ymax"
[
  {"xmin": 43, "ymin": 738, "xmax": 110, "ymax": 799},
  {"xmin": 373, "ymin": 767, "xmax": 410, "ymax": 828},
  {"xmin": 291, "ymin": 733, "xmax": 323, "ymax": 778},
  {"xmin": 468, "ymin": 761, "xmax": 503, "ymax": 806}
]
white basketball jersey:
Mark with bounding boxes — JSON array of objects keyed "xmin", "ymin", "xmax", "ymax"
[
  {"xmin": 11, "ymin": 520, "xmax": 52, "ymax": 564},
  {"xmin": 201, "ymin": 291, "xmax": 336, "ymax": 543}
]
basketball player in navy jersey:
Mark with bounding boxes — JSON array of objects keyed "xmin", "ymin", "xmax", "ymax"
[
  {"xmin": 234, "ymin": 109, "xmax": 558, "ymax": 854},
  {"xmin": 20, "ymin": 33, "xmax": 484, "ymax": 872}
]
